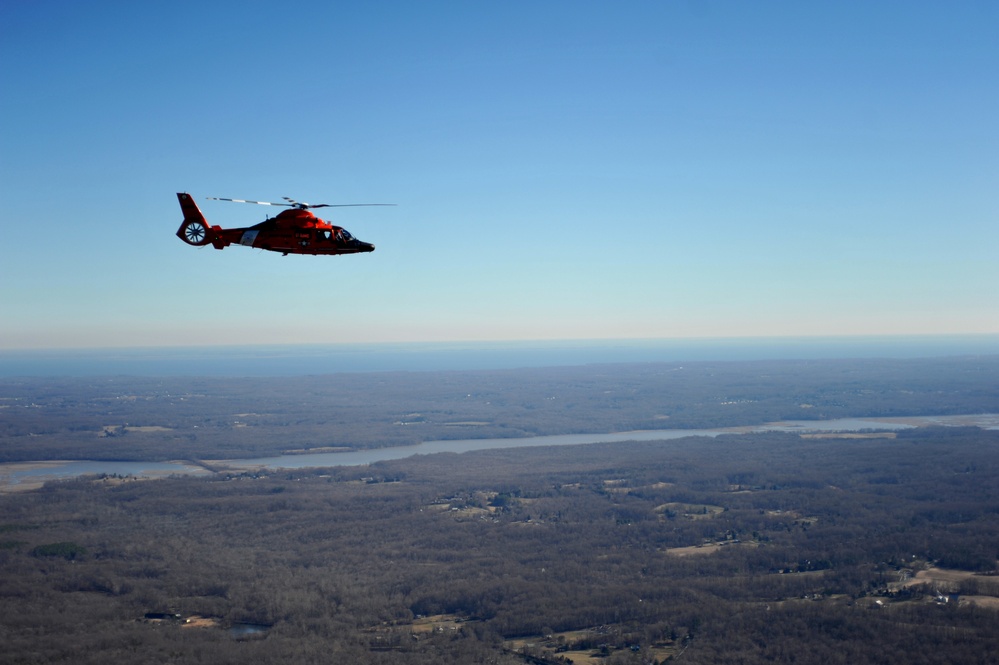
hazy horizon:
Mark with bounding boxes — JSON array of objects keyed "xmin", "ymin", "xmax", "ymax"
[{"xmin": 2, "ymin": 333, "xmax": 997, "ymax": 377}]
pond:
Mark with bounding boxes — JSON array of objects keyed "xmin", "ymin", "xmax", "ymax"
[{"xmin": 229, "ymin": 622, "xmax": 271, "ymax": 639}]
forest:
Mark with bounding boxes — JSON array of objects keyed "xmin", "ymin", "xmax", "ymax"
[
  {"xmin": 2, "ymin": 425, "xmax": 999, "ymax": 664},
  {"xmin": 1, "ymin": 355, "xmax": 998, "ymax": 463}
]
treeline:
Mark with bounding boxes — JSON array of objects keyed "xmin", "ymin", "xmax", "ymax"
[
  {"xmin": 1, "ymin": 427, "xmax": 998, "ymax": 663},
  {"xmin": 2, "ymin": 356, "xmax": 998, "ymax": 462}
]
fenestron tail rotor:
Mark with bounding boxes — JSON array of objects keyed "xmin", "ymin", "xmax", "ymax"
[
  {"xmin": 208, "ymin": 196, "xmax": 395, "ymax": 210},
  {"xmin": 177, "ymin": 219, "xmax": 210, "ymax": 247},
  {"xmin": 182, "ymin": 220, "xmax": 208, "ymax": 245}
]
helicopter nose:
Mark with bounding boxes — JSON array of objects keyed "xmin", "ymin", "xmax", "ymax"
[{"xmin": 361, "ymin": 242, "xmax": 375, "ymax": 252}]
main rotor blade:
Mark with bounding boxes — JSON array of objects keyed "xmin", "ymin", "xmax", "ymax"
[
  {"xmin": 207, "ymin": 197, "xmax": 290, "ymax": 206},
  {"xmin": 312, "ymin": 204, "xmax": 397, "ymax": 208},
  {"xmin": 208, "ymin": 196, "xmax": 396, "ymax": 210}
]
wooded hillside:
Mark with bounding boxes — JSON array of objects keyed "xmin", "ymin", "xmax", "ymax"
[{"xmin": 2, "ymin": 426, "xmax": 998, "ymax": 663}]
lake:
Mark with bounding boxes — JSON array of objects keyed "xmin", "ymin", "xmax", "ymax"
[
  {"xmin": 4, "ymin": 414, "xmax": 995, "ymax": 491},
  {"xmin": 2, "ymin": 335, "xmax": 998, "ymax": 377}
]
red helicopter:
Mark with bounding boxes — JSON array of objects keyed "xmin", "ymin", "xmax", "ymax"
[{"xmin": 175, "ymin": 193, "xmax": 390, "ymax": 256}]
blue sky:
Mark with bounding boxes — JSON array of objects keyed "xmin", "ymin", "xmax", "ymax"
[{"xmin": 1, "ymin": 1, "xmax": 996, "ymax": 349}]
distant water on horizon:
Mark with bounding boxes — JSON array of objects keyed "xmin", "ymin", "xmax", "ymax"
[{"xmin": 1, "ymin": 336, "xmax": 997, "ymax": 378}]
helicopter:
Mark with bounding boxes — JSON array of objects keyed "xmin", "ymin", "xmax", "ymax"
[{"xmin": 175, "ymin": 193, "xmax": 391, "ymax": 256}]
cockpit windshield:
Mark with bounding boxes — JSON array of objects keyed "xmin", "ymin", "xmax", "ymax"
[{"xmin": 337, "ymin": 229, "xmax": 354, "ymax": 242}]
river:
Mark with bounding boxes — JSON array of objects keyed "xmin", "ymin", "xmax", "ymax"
[{"xmin": 2, "ymin": 414, "xmax": 997, "ymax": 491}]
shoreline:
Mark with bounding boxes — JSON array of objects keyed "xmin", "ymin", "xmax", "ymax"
[{"xmin": 2, "ymin": 414, "xmax": 996, "ymax": 493}]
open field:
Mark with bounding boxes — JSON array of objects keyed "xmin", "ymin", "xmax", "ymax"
[
  {"xmin": 655, "ymin": 501, "xmax": 725, "ymax": 519},
  {"xmin": 505, "ymin": 628, "xmax": 678, "ymax": 664},
  {"xmin": 901, "ymin": 567, "xmax": 999, "ymax": 596},
  {"xmin": 665, "ymin": 540, "xmax": 757, "ymax": 557}
]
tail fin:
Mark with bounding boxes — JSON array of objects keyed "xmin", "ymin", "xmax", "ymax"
[
  {"xmin": 176, "ymin": 192, "xmax": 212, "ymax": 246},
  {"xmin": 177, "ymin": 192, "xmax": 207, "ymax": 225}
]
